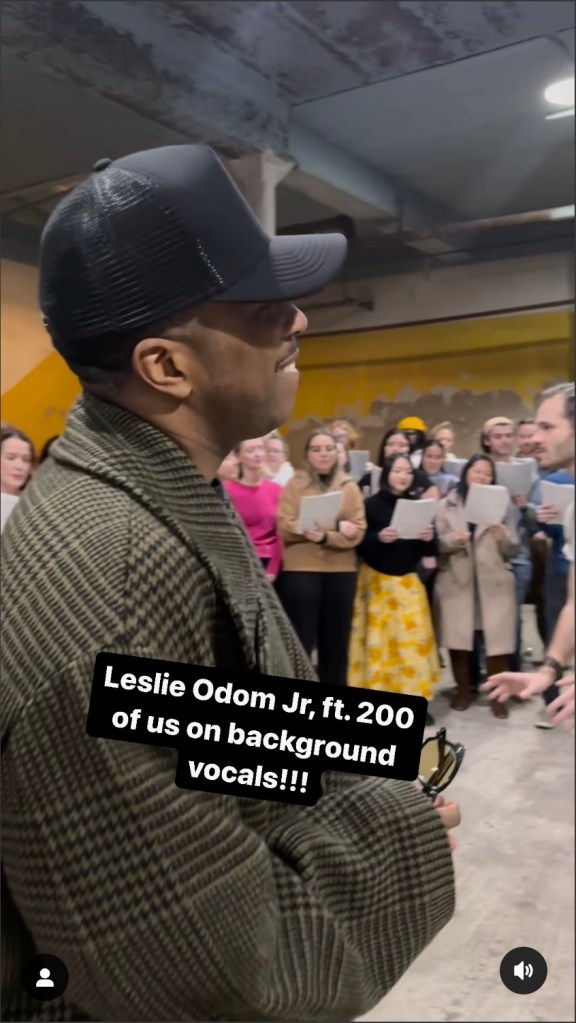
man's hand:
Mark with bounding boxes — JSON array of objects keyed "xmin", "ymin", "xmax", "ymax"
[
  {"xmin": 536, "ymin": 504, "xmax": 560, "ymax": 524},
  {"xmin": 417, "ymin": 525, "xmax": 434, "ymax": 542},
  {"xmin": 339, "ymin": 520, "xmax": 359, "ymax": 540},
  {"xmin": 546, "ymin": 675, "xmax": 575, "ymax": 731},
  {"xmin": 456, "ymin": 532, "xmax": 470, "ymax": 547},
  {"xmin": 482, "ymin": 668, "xmax": 555, "ymax": 702},
  {"xmin": 433, "ymin": 794, "xmax": 460, "ymax": 853},
  {"xmin": 378, "ymin": 527, "xmax": 399, "ymax": 543},
  {"xmin": 512, "ymin": 494, "xmax": 527, "ymax": 510}
]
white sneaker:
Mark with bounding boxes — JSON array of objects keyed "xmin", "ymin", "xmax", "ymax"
[{"xmin": 535, "ymin": 709, "xmax": 555, "ymax": 729}]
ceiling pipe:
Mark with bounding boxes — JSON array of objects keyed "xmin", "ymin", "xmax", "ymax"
[
  {"xmin": 276, "ymin": 207, "xmax": 573, "ymax": 246},
  {"xmin": 402, "ymin": 205, "xmax": 575, "ymax": 239},
  {"xmin": 277, "ymin": 214, "xmax": 356, "ymax": 240},
  {"xmin": 302, "ymin": 297, "xmax": 374, "ymax": 312}
]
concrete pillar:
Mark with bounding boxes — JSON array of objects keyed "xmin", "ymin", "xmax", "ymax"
[{"xmin": 228, "ymin": 150, "xmax": 295, "ymax": 234}]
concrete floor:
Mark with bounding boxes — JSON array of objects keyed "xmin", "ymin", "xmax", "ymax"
[{"xmin": 358, "ymin": 608, "xmax": 575, "ymax": 1023}]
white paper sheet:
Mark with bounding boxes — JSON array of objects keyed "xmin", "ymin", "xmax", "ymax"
[
  {"xmin": 370, "ymin": 466, "xmax": 383, "ymax": 495},
  {"xmin": 348, "ymin": 450, "xmax": 370, "ymax": 480},
  {"xmin": 446, "ymin": 458, "xmax": 467, "ymax": 478},
  {"xmin": 1, "ymin": 494, "xmax": 19, "ymax": 534},
  {"xmin": 464, "ymin": 484, "xmax": 510, "ymax": 527},
  {"xmin": 389, "ymin": 498, "xmax": 439, "ymax": 540},
  {"xmin": 540, "ymin": 481, "xmax": 575, "ymax": 524},
  {"xmin": 297, "ymin": 492, "xmax": 344, "ymax": 533},
  {"xmin": 495, "ymin": 459, "xmax": 537, "ymax": 497}
]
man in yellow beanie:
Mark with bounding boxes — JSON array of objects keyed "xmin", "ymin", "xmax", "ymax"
[{"xmin": 397, "ymin": 416, "xmax": 427, "ymax": 468}]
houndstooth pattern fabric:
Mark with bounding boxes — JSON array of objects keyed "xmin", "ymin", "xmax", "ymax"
[{"xmin": 1, "ymin": 394, "xmax": 455, "ymax": 1021}]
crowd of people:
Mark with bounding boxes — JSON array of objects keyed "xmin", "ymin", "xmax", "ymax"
[
  {"xmin": 2, "ymin": 397, "xmax": 573, "ymax": 731},
  {"xmin": 216, "ymin": 398, "xmax": 572, "ymax": 726},
  {"xmin": 1, "ymin": 143, "xmax": 572, "ymax": 1022},
  {"xmin": 3, "ymin": 396, "xmax": 573, "ymax": 732}
]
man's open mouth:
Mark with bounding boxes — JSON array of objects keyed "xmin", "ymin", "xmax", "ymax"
[{"xmin": 275, "ymin": 345, "xmax": 300, "ymax": 374}]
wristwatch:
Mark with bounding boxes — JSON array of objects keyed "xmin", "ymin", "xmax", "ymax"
[{"xmin": 541, "ymin": 655, "xmax": 564, "ymax": 681}]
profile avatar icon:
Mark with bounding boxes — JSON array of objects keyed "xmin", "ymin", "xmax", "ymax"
[
  {"xmin": 21, "ymin": 953, "xmax": 68, "ymax": 1000},
  {"xmin": 36, "ymin": 968, "xmax": 54, "ymax": 988}
]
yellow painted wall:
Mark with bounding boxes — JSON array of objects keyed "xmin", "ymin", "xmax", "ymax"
[
  {"xmin": 1, "ymin": 255, "xmax": 573, "ymax": 458},
  {"xmin": 286, "ymin": 309, "xmax": 574, "ymax": 459},
  {"xmin": 1, "ymin": 259, "xmax": 80, "ymax": 452}
]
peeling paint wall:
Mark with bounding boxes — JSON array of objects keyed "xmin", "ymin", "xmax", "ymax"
[{"xmin": 284, "ymin": 310, "xmax": 574, "ymax": 465}]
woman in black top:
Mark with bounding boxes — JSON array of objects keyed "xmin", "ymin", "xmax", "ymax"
[
  {"xmin": 348, "ymin": 454, "xmax": 441, "ymax": 713},
  {"xmin": 358, "ymin": 429, "xmax": 439, "ymax": 499}
]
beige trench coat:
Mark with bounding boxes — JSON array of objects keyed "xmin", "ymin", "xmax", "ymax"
[{"xmin": 434, "ymin": 490, "xmax": 519, "ymax": 655}]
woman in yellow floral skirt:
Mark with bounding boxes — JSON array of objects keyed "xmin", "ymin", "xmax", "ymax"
[{"xmin": 348, "ymin": 454, "xmax": 441, "ymax": 719}]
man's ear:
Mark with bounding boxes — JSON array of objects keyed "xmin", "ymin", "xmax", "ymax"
[{"xmin": 131, "ymin": 337, "xmax": 194, "ymax": 398}]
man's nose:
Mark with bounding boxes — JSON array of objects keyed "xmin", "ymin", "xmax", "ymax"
[{"xmin": 292, "ymin": 306, "xmax": 308, "ymax": 335}]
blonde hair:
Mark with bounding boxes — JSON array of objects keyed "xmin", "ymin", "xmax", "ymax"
[
  {"xmin": 430, "ymin": 421, "xmax": 455, "ymax": 439},
  {"xmin": 328, "ymin": 419, "xmax": 360, "ymax": 449},
  {"xmin": 264, "ymin": 431, "xmax": 289, "ymax": 456}
]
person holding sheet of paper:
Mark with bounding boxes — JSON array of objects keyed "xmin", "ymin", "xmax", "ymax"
[
  {"xmin": 434, "ymin": 455, "xmax": 519, "ymax": 718},
  {"xmin": 484, "ymin": 383, "xmax": 574, "ymax": 731},
  {"xmin": 419, "ymin": 440, "xmax": 459, "ymax": 616},
  {"xmin": 277, "ymin": 430, "xmax": 366, "ymax": 685},
  {"xmin": 358, "ymin": 429, "xmax": 439, "ymax": 500},
  {"xmin": 348, "ymin": 454, "xmax": 440, "ymax": 717},
  {"xmin": 481, "ymin": 416, "xmax": 539, "ymax": 672},
  {"xmin": 421, "ymin": 440, "xmax": 460, "ymax": 497}
]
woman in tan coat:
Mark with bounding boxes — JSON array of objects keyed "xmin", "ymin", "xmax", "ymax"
[
  {"xmin": 434, "ymin": 454, "xmax": 519, "ymax": 718},
  {"xmin": 277, "ymin": 430, "xmax": 366, "ymax": 685}
]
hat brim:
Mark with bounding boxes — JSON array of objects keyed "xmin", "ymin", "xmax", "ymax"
[{"xmin": 213, "ymin": 232, "xmax": 347, "ymax": 304}]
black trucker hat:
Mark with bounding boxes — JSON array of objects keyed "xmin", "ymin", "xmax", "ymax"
[{"xmin": 39, "ymin": 145, "xmax": 347, "ymax": 357}]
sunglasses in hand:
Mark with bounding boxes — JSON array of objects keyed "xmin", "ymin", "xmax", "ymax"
[{"xmin": 418, "ymin": 726, "xmax": 465, "ymax": 800}]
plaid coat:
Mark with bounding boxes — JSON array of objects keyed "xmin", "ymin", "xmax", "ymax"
[{"xmin": 1, "ymin": 395, "xmax": 455, "ymax": 1022}]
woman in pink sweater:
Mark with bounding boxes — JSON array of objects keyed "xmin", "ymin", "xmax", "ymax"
[{"xmin": 225, "ymin": 438, "xmax": 283, "ymax": 582}]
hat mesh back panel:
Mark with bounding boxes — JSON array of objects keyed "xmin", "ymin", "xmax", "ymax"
[{"xmin": 40, "ymin": 168, "xmax": 223, "ymax": 343}]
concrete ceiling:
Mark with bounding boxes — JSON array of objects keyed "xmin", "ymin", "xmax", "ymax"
[
  {"xmin": 1, "ymin": 0, "xmax": 574, "ymax": 276},
  {"xmin": 294, "ymin": 31, "xmax": 575, "ymax": 220}
]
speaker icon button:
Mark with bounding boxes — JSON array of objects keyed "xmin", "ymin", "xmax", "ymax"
[{"xmin": 500, "ymin": 947, "xmax": 547, "ymax": 994}]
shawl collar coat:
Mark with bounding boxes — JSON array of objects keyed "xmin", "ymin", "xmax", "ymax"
[
  {"xmin": 434, "ymin": 489, "xmax": 519, "ymax": 655},
  {"xmin": 1, "ymin": 395, "xmax": 454, "ymax": 1022}
]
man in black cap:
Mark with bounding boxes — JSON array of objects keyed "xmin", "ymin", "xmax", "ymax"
[{"xmin": 1, "ymin": 146, "xmax": 458, "ymax": 1022}]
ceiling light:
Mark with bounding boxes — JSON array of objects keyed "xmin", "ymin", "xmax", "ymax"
[
  {"xmin": 544, "ymin": 77, "xmax": 574, "ymax": 106},
  {"xmin": 549, "ymin": 205, "xmax": 575, "ymax": 220},
  {"xmin": 545, "ymin": 108, "xmax": 575, "ymax": 120}
]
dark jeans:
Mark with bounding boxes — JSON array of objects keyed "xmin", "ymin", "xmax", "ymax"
[
  {"xmin": 509, "ymin": 561, "xmax": 532, "ymax": 672},
  {"xmin": 279, "ymin": 571, "xmax": 357, "ymax": 686},
  {"xmin": 527, "ymin": 536, "xmax": 548, "ymax": 646},
  {"xmin": 471, "ymin": 630, "xmax": 485, "ymax": 690},
  {"xmin": 542, "ymin": 563, "xmax": 569, "ymax": 707}
]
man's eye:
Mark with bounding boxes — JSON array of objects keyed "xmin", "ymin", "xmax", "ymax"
[{"xmin": 254, "ymin": 304, "xmax": 277, "ymax": 320}]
